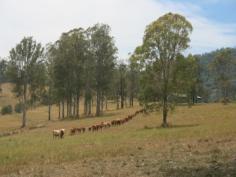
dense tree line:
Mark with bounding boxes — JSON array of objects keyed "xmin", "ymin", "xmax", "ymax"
[
  {"xmin": 0, "ymin": 13, "xmax": 235, "ymax": 128},
  {"xmin": 198, "ymin": 48, "xmax": 236, "ymax": 102},
  {"xmin": 2, "ymin": 23, "xmax": 139, "ymax": 127}
]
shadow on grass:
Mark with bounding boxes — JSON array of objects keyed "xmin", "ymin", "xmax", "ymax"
[
  {"xmin": 160, "ymin": 159, "xmax": 236, "ymax": 177},
  {"xmin": 143, "ymin": 124, "xmax": 199, "ymax": 130}
]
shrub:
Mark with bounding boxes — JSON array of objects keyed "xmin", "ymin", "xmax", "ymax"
[
  {"xmin": 14, "ymin": 103, "xmax": 23, "ymax": 113},
  {"xmin": 1, "ymin": 105, "xmax": 13, "ymax": 115}
]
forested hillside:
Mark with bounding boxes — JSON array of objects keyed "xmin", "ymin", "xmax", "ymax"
[{"xmin": 197, "ymin": 48, "xmax": 236, "ymax": 102}]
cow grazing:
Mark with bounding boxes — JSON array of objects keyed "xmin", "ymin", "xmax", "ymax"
[
  {"xmin": 101, "ymin": 121, "xmax": 111, "ymax": 128},
  {"xmin": 53, "ymin": 129, "xmax": 65, "ymax": 139},
  {"xmin": 70, "ymin": 127, "xmax": 86, "ymax": 135},
  {"xmin": 70, "ymin": 128, "xmax": 77, "ymax": 135}
]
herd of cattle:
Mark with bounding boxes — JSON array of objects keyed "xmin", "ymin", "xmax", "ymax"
[{"xmin": 52, "ymin": 108, "xmax": 145, "ymax": 139}]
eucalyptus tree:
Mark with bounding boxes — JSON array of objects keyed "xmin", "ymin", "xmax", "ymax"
[
  {"xmin": 137, "ymin": 13, "xmax": 193, "ymax": 127},
  {"xmin": 83, "ymin": 30, "xmax": 95, "ymax": 116},
  {"xmin": 0, "ymin": 59, "xmax": 8, "ymax": 83},
  {"xmin": 0, "ymin": 59, "xmax": 8, "ymax": 95},
  {"xmin": 88, "ymin": 24, "xmax": 117, "ymax": 116},
  {"xmin": 8, "ymin": 37, "xmax": 44, "ymax": 127},
  {"xmin": 49, "ymin": 28, "xmax": 88, "ymax": 119},
  {"xmin": 117, "ymin": 63, "xmax": 127, "ymax": 109},
  {"xmin": 127, "ymin": 60, "xmax": 140, "ymax": 107},
  {"xmin": 66, "ymin": 28, "xmax": 88, "ymax": 118},
  {"xmin": 49, "ymin": 36, "xmax": 68, "ymax": 119},
  {"xmin": 44, "ymin": 43, "xmax": 56, "ymax": 120},
  {"xmin": 173, "ymin": 54, "xmax": 202, "ymax": 105}
]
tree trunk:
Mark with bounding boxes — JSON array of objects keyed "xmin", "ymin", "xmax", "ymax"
[
  {"xmin": 67, "ymin": 99, "xmax": 69, "ymax": 118},
  {"xmin": 48, "ymin": 104, "xmax": 51, "ymax": 121},
  {"xmin": 162, "ymin": 98, "xmax": 168, "ymax": 127},
  {"xmin": 101, "ymin": 93, "xmax": 104, "ymax": 113},
  {"xmin": 84, "ymin": 96, "xmax": 87, "ymax": 116},
  {"xmin": 21, "ymin": 83, "xmax": 27, "ymax": 128},
  {"xmin": 105, "ymin": 97, "xmax": 108, "ymax": 110},
  {"xmin": 162, "ymin": 75, "xmax": 169, "ymax": 127},
  {"xmin": 58, "ymin": 102, "xmax": 61, "ymax": 120},
  {"xmin": 62, "ymin": 100, "xmax": 65, "ymax": 119},
  {"xmin": 131, "ymin": 95, "xmax": 134, "ymax": 107},
  {"xmin": 73, "ymin": 96, "xmax": 76, "ymax": 117},
  {"xmin": 69, "ymin": 97, "xmax": 72, "ymax": 117},
  {"xmin": 77, "ymin": 95, "xmax": 80, "ymax": 118},
  {"xmin": 130, "ymin": 93, "xmax": 134, "ymax": 107},
  {"xmin": 48, "ymin": 87, "xmax": 52, "ymax": 121},
  {"xmin": 121, "ymin": 93, "xmax": 124, "ymax": 109},
  {"xmin": 96, "ymin": 90, "xmax": 101, "ymax": 116},
  {"xmin": 116, "ymin": 93, "xmax": 119, "ymax": 109},
  {"xmin": 88, "ymin": 99, "xmax": 92, "ymax": 115}
]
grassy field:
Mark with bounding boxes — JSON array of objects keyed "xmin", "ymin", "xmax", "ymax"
[{"xmin": 0, "ymin": 102, "xmax": 235, "ymax": 176}]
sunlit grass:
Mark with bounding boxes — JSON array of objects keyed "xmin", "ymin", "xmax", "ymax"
[{"xmin": 0, "ymin": 97, "xmax": 236, "ymax": 175}]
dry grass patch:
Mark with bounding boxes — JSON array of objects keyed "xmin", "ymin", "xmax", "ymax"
[{"xmin": 0, "ymin": 103, "xmax": 236, "ymax": 176}]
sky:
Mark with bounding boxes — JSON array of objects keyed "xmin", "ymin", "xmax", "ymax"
[{"xmin": 0, "ymin": 0, "xmax": 235, "ymax": 59}]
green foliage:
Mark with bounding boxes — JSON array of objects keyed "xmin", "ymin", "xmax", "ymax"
[
  {"xmin": 135, "ymin": 13, "xmax": 193, "ymax": 126},
  {"xmin": 7, "ymin": 37, "xmax": 45, "ymax": 127},
  {"xmin": 209, "ymin": 48, "xmax": 234, "ymax": 102},
  {"xmin": 0, "ymin": 59, "xmax": 8, "ymax": 83},
  {"xmin": 173, "ymin": 54, "xmax": 203, "ymax": 104},
  {"xmin": 1, "ymin": 105, "xmax": 13, "ymax": 115},
  {"xmin": 196, "ymin": 47, "xmax": 236, "ymax": 102},
  {"xmin": 47, "ymin": 24, "xmax": 117, "ymax": 118}
]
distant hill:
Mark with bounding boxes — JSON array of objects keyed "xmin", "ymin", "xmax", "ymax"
[{"xmin": 196, "ymin": 48, "xmax": 236, "ymax": 102}]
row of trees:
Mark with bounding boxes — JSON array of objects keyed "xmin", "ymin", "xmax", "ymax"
[
  {"xmin": 1, "ymin": 13, "xmax": 234, "ymax": 128},
  {"xmin": 3, "ymin": 24, "xmax": 139, "ymax": 127}
]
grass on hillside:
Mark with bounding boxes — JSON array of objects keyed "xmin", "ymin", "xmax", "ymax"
[
  {"xmin": 0, "ymin": 103, "xmax": 236, "ymax": 176},
  {"xmin": 0, "ymin": 83, "xmax": 17, "ymax": 109}
]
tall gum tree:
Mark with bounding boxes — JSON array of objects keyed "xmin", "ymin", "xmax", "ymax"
[
  {"xmin": 8, "ymin": 37, "xmax": 44, "ymax": 128},
  {"xmin": 139, "ymin": 13, "xmax": 193, "ymax": 127},
  {"xmin": 88, "ymin": 24, "xmax": 117, "ymax": 116}
]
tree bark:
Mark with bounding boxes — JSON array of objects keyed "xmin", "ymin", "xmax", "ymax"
[
  {"xmin": 84, "ymin": 95, "xmax": 87, "ymax": 116},
  {"xmin": 77, "ymin": 94, "xmax": 80, "ymax": 118},
  {"xmin": 162, "ymin": 69, "xmax": 169, "ymax": 128},
  {"xmin": 105, "ymin": 97, "xmax": 108, "ymax": 110},
  {"xmin": 73, "ymin": 96, "xmax": 76, "ymax": 118},
  {"xmin": 58, "ymin": 102, "xmax": 61, "ymax": 120},
  {"xmin": 96, "ymin": 90, "xmax": 101, "ymax": 116},
  {"xmin": 101, "ymin": 93, "xmax": 104, "ymax": 113},
  {"xmin": 62, "ymin": 100, "xmax": 65, "ymax": 119},
  {"xmin": 21, "ymin": 83, "xmax": 27, "ymax": 128},
  {"xmin": 116, "ymin": 93, "xmax": 119, "ymax": 109},
  {"xmin": 162, "ymin": 95, "xmax": 168, "ymax": 127},
  {"xmin": 66, "ymin": 99, "xmax": 69, "ymax": 118},
  {"xmin": 48, "ymin": 104, "xmax": 51, "ymax": 121},
  {"xmin": 88, "ymin": 99, "xmax": 91, "ymax": 115}
]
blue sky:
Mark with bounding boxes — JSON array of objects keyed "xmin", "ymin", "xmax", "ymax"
[
  {"xmin": 173, "ymin": 0, "xmax": 236, "ymax": 23},
  {"xmin": 0, "ymin": 0, "xmax": 235, "ymax": 59}
]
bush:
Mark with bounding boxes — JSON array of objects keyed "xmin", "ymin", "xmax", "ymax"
[
  {"xmin": 1, "ymin": 105, "xmax": 13, "ymax": 115},
  {"xmin": 14, "ymin": 103, "xmax": 23, "ymax": 113}
]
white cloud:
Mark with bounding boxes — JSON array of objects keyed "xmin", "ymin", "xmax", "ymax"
[{"xmin": 0, "ymin": 0, "xmax": 235, "ymax": 59}]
